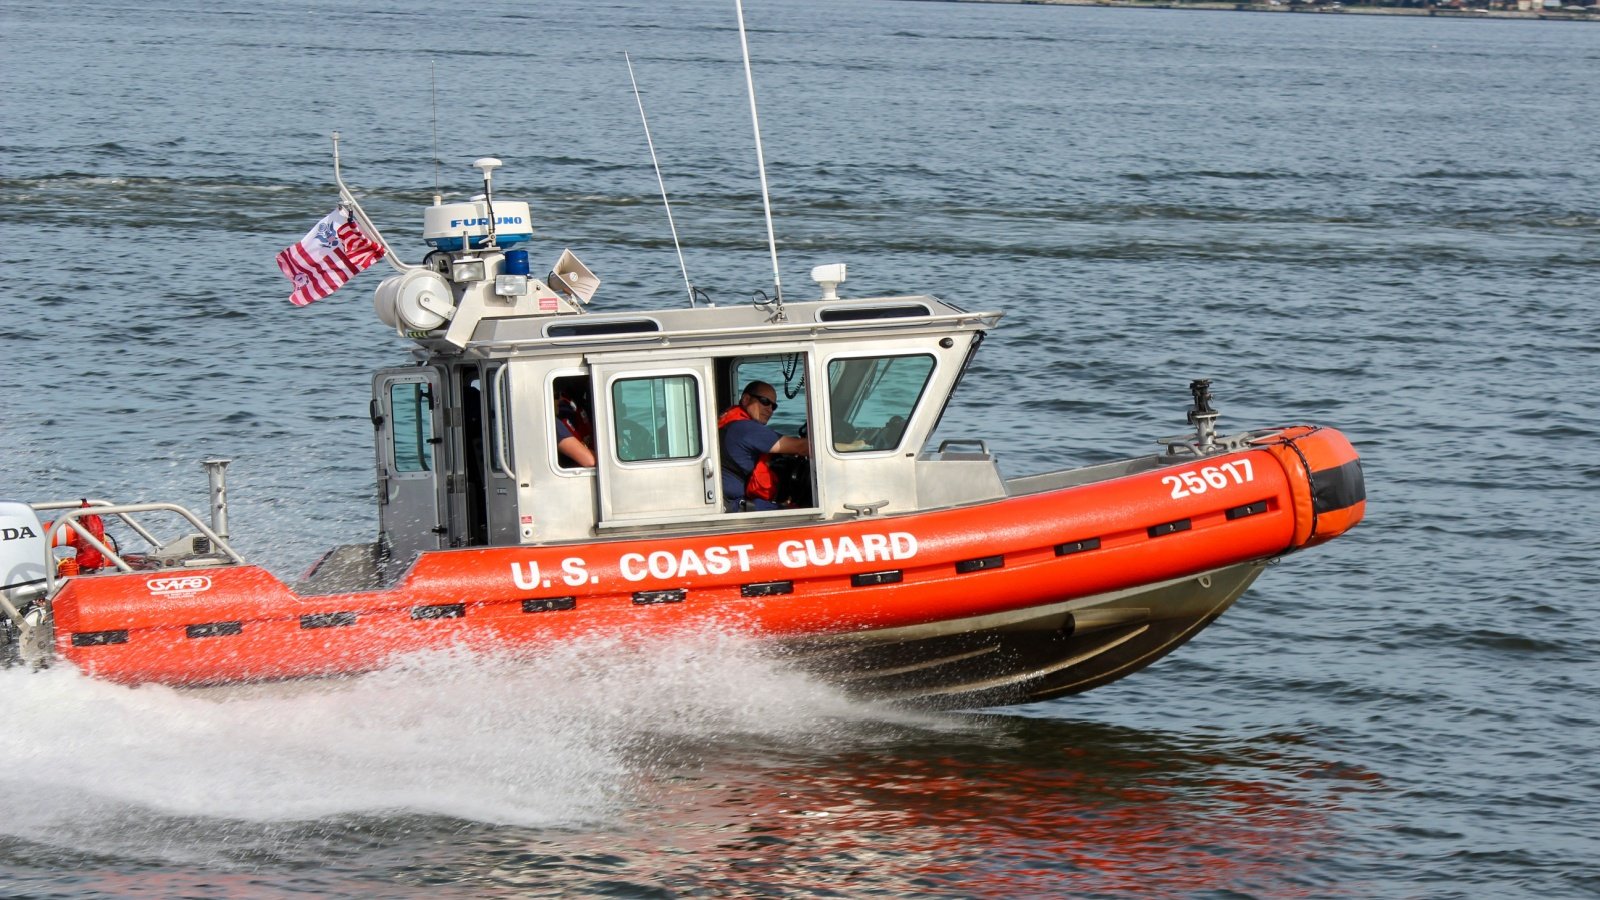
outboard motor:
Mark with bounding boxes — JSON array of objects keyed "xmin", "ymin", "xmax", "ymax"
[
  {"xmin": 1, "ymin": 500, "xmax": 50, "ymax": 666},
  {"xmin": 0, "ymin": 500, "xmax": 48, "ymax": 606}
]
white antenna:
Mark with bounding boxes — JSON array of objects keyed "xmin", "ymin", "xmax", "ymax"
[
  {"xmin": 473, "ymin": 156, "xmax": 501, "ymax": 246},
  {"xmin": 735, "ymin": 0, "xmax": 784, "ymax": 319},
  {"xmin": 625, "ymin": 52, "xmax": 696, "ymax": 308},
  {"xmin": 430, "ymin": 60, "xmax": 442, "ymax": 205}
]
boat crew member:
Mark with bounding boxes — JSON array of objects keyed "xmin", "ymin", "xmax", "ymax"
[
  {"xmin": 718, "ymin": 380, "xmax": 808, "ymax": 511},
  {"xmin": 555, "ymin": 394, "xmax": 596, "ymax": 468}
]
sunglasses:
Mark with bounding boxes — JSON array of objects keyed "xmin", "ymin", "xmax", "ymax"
[{"xmin": 746, "ymin": 394, "xmax": 778, "ymax": 411}]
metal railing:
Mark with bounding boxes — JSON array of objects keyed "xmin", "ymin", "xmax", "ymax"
[{"xmin": 32, "ymin": 501, "xmax": 248, "ymax": 595}]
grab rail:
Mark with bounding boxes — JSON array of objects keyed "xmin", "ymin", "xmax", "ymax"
[
  {"xmin": 31, "ymin": 498, "xmax": 164, "ymax": 549},
  {"xmin": 490, "ymin": 363, "xmax": 514, "ymax": 477},
  {"xmin": 936, "ymin": 439, "xmax": 990, "ymax": 458},
  {"xmin": 34, "ymin": 502, "xmax": 248, "ymax": 595}
]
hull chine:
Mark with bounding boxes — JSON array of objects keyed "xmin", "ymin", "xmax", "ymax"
[{"xmin": 779, "ymin": 562, "xmax": 1265, "ymax": 710}]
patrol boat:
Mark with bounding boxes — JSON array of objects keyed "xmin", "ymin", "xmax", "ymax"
[{"xmin": 0, "ymin": 154, "xmax": 1365, "ymax": 709}]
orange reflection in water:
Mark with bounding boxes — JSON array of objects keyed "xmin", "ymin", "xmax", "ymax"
[{"xmin": 610, "ymin": 717, "xmax": 1372, "ymax": 898}]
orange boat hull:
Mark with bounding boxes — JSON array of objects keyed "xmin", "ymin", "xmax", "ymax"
[{"xmin": 50, "ymin": 425, "xmax": 1363, "ymax": 705}]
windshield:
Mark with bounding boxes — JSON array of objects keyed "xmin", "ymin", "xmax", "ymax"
[{"xmin": 827, "ymin": 355, "xmax": 935, "ymax": 453}]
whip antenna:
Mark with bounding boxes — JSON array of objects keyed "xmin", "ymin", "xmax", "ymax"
[
  {"xmin": 430, "ymin": 60, "xmax": 441, "ymax": 204},
  {"xmin": 735, "ymin": 0, "xmax": 784, "ymax": 319},
  {"xmin": 625, "ymin": 52, "xmax": 696, "ymax": 308}
]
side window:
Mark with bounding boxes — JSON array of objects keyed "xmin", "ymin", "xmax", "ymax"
[
  {"xmin": 612, "ymin": 374, "xmax": 703, "ymax": 463},
  {"xmin": 827, "ymin": 355, "xmax": 934, "ymax": 453},
  {"xmin": 390, "ymin": 382, "xmax": 434, "ymax": 472},
  {"xmin": 552, "ymin": 374, "xmax": 595, "ymax": 469}
]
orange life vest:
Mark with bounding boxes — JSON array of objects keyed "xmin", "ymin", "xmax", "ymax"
[
  {"xmin": 49, "ymin": 500, "xmax": 108, "ymax": 571},
  {"xmin": 556, "ymin": 394, "xmax": 592, "ymax": 446},
  {"xmin": 717, "ymin": 405, "xmax": 777, "ymax": 502}
]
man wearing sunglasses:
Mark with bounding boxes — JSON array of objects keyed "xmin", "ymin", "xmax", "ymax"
[{"xmin": 717, "ymin": 380, "xmax": 810, "ymax": 511}]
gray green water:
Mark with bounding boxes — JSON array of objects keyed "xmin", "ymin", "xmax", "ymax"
[{"xmin": 2, "ymin": 0, "xmax": 1597, "ymax": 895}]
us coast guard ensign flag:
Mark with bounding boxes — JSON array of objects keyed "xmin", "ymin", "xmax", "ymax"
[{"xmin": 275, "ymin": 208, "xmax": 386, "ymax": 306}]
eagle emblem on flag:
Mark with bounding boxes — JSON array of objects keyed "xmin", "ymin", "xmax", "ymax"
[{"xmin": 276, "ymin": 208, "xmax": 388, "ymax": 306}]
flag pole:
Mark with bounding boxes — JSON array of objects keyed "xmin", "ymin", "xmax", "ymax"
[{"xmin": 331, "ymin": 132, "xmax": 412, "ymax": 274}]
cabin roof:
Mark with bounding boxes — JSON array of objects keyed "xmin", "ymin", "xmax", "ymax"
[{"xmin": 452, "ymin": 294, "xmax": 1003, "ymax": 357}]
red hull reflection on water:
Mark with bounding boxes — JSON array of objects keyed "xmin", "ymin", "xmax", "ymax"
[
  {"xmin": 0, "ymin": 646, "xmax": 1383, "ymax": 896},
  {"xmin": 517, "ymin": 717, "xmax": 1376, "ymax": 896}
]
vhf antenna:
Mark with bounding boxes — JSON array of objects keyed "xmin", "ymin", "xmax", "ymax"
[
  {"xmin": 625, "ymin": 52, "xmax": 696, "ymax": 308},
  {"xmin": 431, "ymin": 59, "xmax": 442, "ymax": 205},
  {"xmin": 735, "ymin": 0, "xmax": 784, "ymax": 321}
]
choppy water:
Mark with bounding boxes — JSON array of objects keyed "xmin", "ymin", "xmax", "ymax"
[{"xmin": 3, "ymin": 0, "xmax": 1598, "ymax": 896}]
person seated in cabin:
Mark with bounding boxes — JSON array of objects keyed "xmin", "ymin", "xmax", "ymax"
[
  {"xmin": 555, "ymin": 392, "xmax": 597, "ymax": 469},
  {"xmin": 718, "ymin": 380, "xmax": 809, "ymax": 512}
]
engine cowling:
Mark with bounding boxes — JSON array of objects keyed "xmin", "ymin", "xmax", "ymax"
[{"xmin": 0, "ymin": 500, "xmax": 48, "ymax": 606}]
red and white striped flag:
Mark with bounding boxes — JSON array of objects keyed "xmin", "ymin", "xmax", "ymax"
[{"xmin": 275, "ymin": 208, "xmax": 387, "ymax": 306}]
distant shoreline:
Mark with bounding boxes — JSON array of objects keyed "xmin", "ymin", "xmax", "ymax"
[{"xmin": 894, "ymin": 0, "xmax": 1599, "ymax": 21}]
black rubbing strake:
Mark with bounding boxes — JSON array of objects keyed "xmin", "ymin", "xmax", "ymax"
[
  {"xmin": 1148, "ymin": 519, "xmax": 1193, "ymax": 538},
  {"xmin": 633, "ymin": 589, "xmax": 686, "ymax": 605},
  {"xmin": 71, "ymin": 630, "xmax": 128, "ymax": 647},
  {"xmin": 522, "ymin": 597, "xmax": 577, "ymax": 613},
  {"xmin": 300, "ymin": 611, "xmax": 358, "ymax": 629},
  {"xmin": 1055, "ymin": 538, "xmax": 1102, "ymax": 556},
  {"xmin": 1226, "ymin": 500, "xmax": 1269, "ymax": 520},
  {"xmin": 955, "ymin": 555, "xmax": 1004, "ymax": 574},
  {"xmin": 741, "ymin": 581, "xmax": 794, "ymax": 597},
  {"xmin": 411, "ymin": 603, "xmax": 465, "ymax": 620},
  {"xmin": 851, "ymin": 570, "xmax": 903, "ymax": 587}
]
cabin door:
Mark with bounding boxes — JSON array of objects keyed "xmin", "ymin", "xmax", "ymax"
[
  {"xmin": 589, "ymin": 358, "xmax": 719, "ymax": 525},
  {"xmin": 373, "ymin": 367, "xmax": 447, "ymax": 561}
]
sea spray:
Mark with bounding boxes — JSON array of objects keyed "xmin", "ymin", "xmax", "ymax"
[{"xmin": 0, "ymin": 628, "xmax": 945, "ymax": 866}]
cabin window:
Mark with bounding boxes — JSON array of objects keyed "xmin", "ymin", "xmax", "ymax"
[
  {"xmin": 546, "ymin": 319, "xmax": 660, "ymax": 338},
  {"xmin": 818, "ymin": 304, "xmax": 930, "ymax": 322},
  {"xmin": 611, "ymin": 374, "xmax": 702, "ymax": 463},
  {"xmin": 827, "ymin": 354, "xmax": 934, "ymax": 453},
  {"xmin": 552, "ymin": 374, "xmax": 596, "ymax": 469},
  {"xmin": 389, "ymin": 382, "xmax": 435, "ymax": 472}
]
